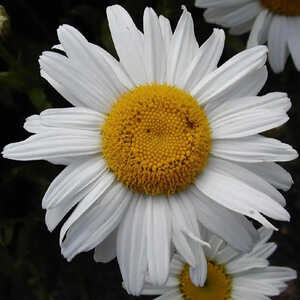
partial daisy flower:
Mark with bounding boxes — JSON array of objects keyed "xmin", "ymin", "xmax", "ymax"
[
  {"xmin": 195, "ymin": 0, "xmax": 300, "ymax": 73},
  {"xmin": 142, "ymin": 227, "xmax": 297, "ymax": 300},
  {"xmin": 2, "ymin": 4, "xmax": 298, "ymax": 295}
]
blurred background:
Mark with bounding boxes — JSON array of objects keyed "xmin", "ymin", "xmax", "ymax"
[{"xmin": 0, "ymin": 0, "xmax": 299, "ymax": 299}]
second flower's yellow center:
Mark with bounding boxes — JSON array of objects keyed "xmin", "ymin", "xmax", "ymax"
[
  {"xmin": 101, "ymin": 84, "xmax": 211, "ymax": 195},
  {"xmin": 179, "ymin": 262, "xmax": 232, "ymax": 300},
  {"xmin": 260, "ymin": 0, "xmax": 300, "ymax": 16}
]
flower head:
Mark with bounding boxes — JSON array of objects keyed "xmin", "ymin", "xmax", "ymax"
[
  {"xmin": 142, "ymin": 227, "xmax": 297, "ymax": 300},
  {"xmin": 195, "ymin": 0, "xmax": 300, "ymax": 73},
  {"xmin": 2, "ymin": 4, "xmax": 297, "ymax": 295}
]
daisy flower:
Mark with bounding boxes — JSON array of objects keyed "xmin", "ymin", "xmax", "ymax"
[
  {"xmin": 142, "ymin": 227, "xmax": 297, "ymax": 300},
  {"xmin": 2, "ymin": 4, "xmax": 297, "ymax": 295},
  {"xmin": 195, "ymin": 0, "xmax": 300, "ymax": 73}
]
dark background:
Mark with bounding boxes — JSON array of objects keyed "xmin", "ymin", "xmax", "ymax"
[{"xmin": 0, "ymin": 0, "xmax": 299, "ymax": 299}]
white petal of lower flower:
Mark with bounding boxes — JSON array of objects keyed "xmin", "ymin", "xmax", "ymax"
[
  {"xmin": 233, "ymin": 277, "xmax": 280, "ymax": 296},
  {"xmin": 117, "ymin": 195, "xmax": 148, "ymax": 296},
  {"xmin": 24, "ymin": 107, "xmax": 105, "ymax": 133},
  {"xmin": 167, "ymin": 7, "xmax": 199, "ymax": 86},
  {"xmin": 189, "ymin": 246, "xmax": 207, "ymax": 287},
  {"xmin": 2, "ymin": 130, "xmax": 100, "ymax": 161},
  {"xmin": 93, "ymin": 228, "xmax": 117, "ymax": 263},
  {"xmin": 211, "ymin": 135, "xmax": 297, "ymax": 163},
  {"xmin": 106, "ymin": 5, "xmax": 147, "ymax": 86},
  {"xmin": 249, "ymin": 241, "xmax": 277, "ymax": 259},
  {"xmin": 237, "ymin": 162, "xmax": 293, "ymax": 191},
  {"xmin": 146, "ymin": 196, "xmax": 171, "ymax": 286},
  {"xmin": 177, "ymin": 29, "xmax": 225, "ymax": 91},
  {"xmin": 155, "ymin": 289, "xmax": 182, "ymax": 300},
  {"xmin": 214, "ymin": 244, "xmax": 239, "ymax": 265},
  {"xmin": 268, "ymin": 15, "xmax": 289, "ymax": 73},
  {"xmin": 61, "ymin": 180, "xmax": 129, "ymax": 260},
  {"xmin": 287, "ymin": 17, "xmax": 300, "ymax": 71},
  {"xmin": 227, "ymin": 256, "xmax": 269, "ymax": 274},
  {"xmin": 191, "ymin": 46, "xmax": 267, "ymax": 105},
  {"xmin": 144, "ymin": 8, "xmax": 166, "ymax": 84},
  {"xmin": 243, "ymin": 266, "xmax": 297, "ymax": 282}
]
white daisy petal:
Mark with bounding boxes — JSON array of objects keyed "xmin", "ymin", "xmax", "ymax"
[
  {"xmin": 57, "ymin": 25, "xmax": 126, "ymax": 98},
  {"xmin": 196, "ymin": 0, "xmax": 300, "ymax": 72},
  {"xmin": 117, "ymin": 195, "xmax": 148, "ymax": 296},
  {"xmin": 207, "ymin": 92, "xmax": 291, "ymax": 125},
  {"xmin": 204, "ymin": 2, "xmax": 261, "ymax": 28},
  {"xmin": 244, "ymin": 266, "xmax": 297, "ymax": 282},
  {"xmin": 195, "ymin": 0, "xmax": 252, "ymax": 7},
  {"xmin": 146, "ymin": 196, "xmax": 171, "ymax": 286},
  {"xmin": 155, "ymin": 289, "xmax": 182, "ymax": 300},
  {"xmin": 45, "ymin": 178, "xmax": 99, "ymax": 231},
  {"xmin": 144, "ymin": 7, "xmax": 166, "ymax": 83},
  {"xmin": 159, "ymin": 15, "xmax": 172, "ymax": 53},
  {"xmin": 204, "ymin": 65, "xmax": 268, "ymax": 116},
  {"xmin": 287, "ymin": 17, "xmax": 300, "ymax": 71},
  {"xmin": 233, "ymin": 277, "xmax": 280, "ymax": 296},
  {"xmin": 178, "ymin": 28, "xmax": 225, "ymax": 91},
  {"xmin": 248, "ymin": 9, "xmax": 272, "ymax": 48},
  {"xmin": 39, "ymin": 52, "xmax": 112, "ymax": 113},
  {"xmin": 191, "ymin": 46, "xmax": 267, "ymax": 105},
  {"xmin": 170, "ymin": 194, "xmax": 209, "ymax": 269},
  {"xmin": 237, "ymin": 162, "xmax": 293, "ymax": 191},
  {"xmin": 211, "ymin": 135, "xmax": 298, "ymax": 163},
  {"xmin": 210, "ymin": 106, "xmax": 288, "ymax": 139},
  {"xmin": 59, "ymin": 172, "xmax": 116, "ymax": 246},
  {"xmin": 2, "ymin": 130, "xmax": 100, "ymax": 161},
  {"xmin": 250, "ymin": 242, "xmax": 277, "ymax": 259},
  {"xmin": 189, "ymin": 247, "xmax": 207, "ymax": 287},
  {"xmin": 227, "ymin": 256, "xmax": 269, "ymax": 274},
  {"xmin": 3, "ymin": 6, "xmax": 297, "ymax": 296},
  {"xmin": 93, "ymin": 228, "xmax": 117, "ymax": 263},
  {"xmin": 268, "ymin": 15, "xmax": 289, "ymax": 73},
  {"xmin": 24, "ymin": 107, "xmax": 105, "ymax": 133},
  {"xmin": 106, "ymin": 5, "xmax": 147, "ymax": 85},
  {"xmin": 41, "ymin": 70, "xmax": 84, "ymax": 109},
  {"xmin": 188, "ymin": 186, "xmax": 258, "ymax": 252},
  {"xmin": 145, "ymin": 225, "xmax": 295, "ymax": 300},
  {"xmin": 61, "ymin": 180, "xmax": 129, "ymax": 261},
  {"xmin": 195, "ymin": 158, "xmax": 290, "ymax": 228},
  {"xmin": 167, "ymin": 7, "xmax": 199, "ymax": 86}
]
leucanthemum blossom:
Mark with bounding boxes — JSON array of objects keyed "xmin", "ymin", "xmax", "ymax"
[
  {"xmin": 2, "ymin": 4, "xmax": 298, "ymax": 295},
  {"xmin": 195, "ymin": 0, "xmax": 300, "ymax": 73},
  {"xmin": 142, "ymin": 227, "xmax": 297, "ymax": 300}
]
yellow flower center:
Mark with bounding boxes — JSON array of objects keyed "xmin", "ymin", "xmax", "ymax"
[
  {"xmin": 260, "ymin": 0, "xmax": 300, "ymax": 16},
  {"xmin": 101, "ymin": 84, "xmax": 211, "ymax": 196},
  {"xmin": 179, "ymin": 262, "xmax": 232, "ymax": 300}
]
